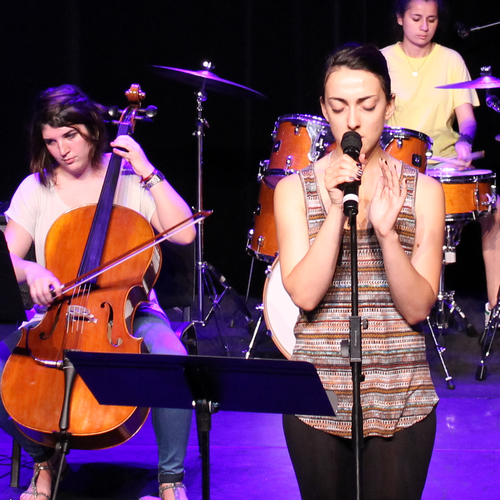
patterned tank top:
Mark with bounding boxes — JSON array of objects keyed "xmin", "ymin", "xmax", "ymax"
[{"xmin": 293, "ymin": 163, "xmax": 438, "ymax": 438}]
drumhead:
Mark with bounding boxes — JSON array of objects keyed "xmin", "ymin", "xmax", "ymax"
[
  {"xmin": 381, "ymin": 126, "xmax": 433, "ymax": 148},
  {"xmin": 263, "ymin": 258, "xmax": 298, "ymax": 359},
  {"xmin": 427, "ymin": 168, "xmax": 495, "ymax": 183},
  {"xmin": 275, "ymin": 114, "xmax": 329, "ymax": 127}
]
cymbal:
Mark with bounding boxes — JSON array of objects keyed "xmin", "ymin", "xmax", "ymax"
[
  {"xmin": 436, "ymin": 75, "xmax": 500, "ymax": 90},
  {"xmin": 152, "ymin": 65, "xmax": 266, "ymax": 100}
]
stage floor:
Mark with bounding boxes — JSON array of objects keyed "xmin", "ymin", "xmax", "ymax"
[{"xmin": 0, "ymin": 290, "xmax": 499, "ymax": 499}]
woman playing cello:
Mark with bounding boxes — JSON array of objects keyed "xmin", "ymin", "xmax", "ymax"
[{"xmin": 1, "ymin": 84, "xmax": 195, "ymax": 500}]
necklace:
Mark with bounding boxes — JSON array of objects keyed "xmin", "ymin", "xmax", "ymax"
[{"xmin": 400, "ymin": 43, "xmax": 431, "ymax": 77}]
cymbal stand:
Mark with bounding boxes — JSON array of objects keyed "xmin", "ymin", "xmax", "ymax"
[
  {"xmin": 427, "ymin": 222, "xmax": 476, "ymax": 389},
  {"xmin": 191, "ymin": 64, "xmax": 252, "ymax": 338}
]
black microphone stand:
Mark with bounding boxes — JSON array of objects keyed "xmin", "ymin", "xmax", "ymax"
[
  {"xmin": 457, "ymin": 20, "xmax": 500, "ymax": 38},
  {"xmin": 340, "ymin": 204, "xmax": 364, "ymax": 500}
]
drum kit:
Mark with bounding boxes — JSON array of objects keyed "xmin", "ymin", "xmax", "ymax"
[
  {"xmin": 152, "ymin": 59, "xmax": 500, "ymax": 381},
  {"xmin": 245, "ymin": 71, "xmax": 500, "ymax": 387}
]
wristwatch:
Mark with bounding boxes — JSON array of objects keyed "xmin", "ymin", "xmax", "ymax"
[{"xmin": 142, "ymin": 169, "xmax": 165, "ymax": 189}]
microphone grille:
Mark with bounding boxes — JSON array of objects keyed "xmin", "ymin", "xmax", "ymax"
[{"xmin": 341, "ymin": 131, "xmax": 362, "ymax": 152}]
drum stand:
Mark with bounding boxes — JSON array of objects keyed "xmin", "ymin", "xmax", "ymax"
[
  {"xmin": 427, "ymin": 222, "xmax": 477, "ymax": 389},
  {"xmin": 191, "ymin": 78, "xmax": 253, "ymax": 342},
  {"xmin": 476, "ymin": 287, "xmax": 500, "ymax": 381},
  {"xmin": 245, "ymin": 260, "xmax": 270, "ymax": 359}
]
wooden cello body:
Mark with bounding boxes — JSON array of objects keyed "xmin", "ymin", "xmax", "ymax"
[{"xmin": 1, "ymin": 85, "xmax": 158, "ymax": 449}]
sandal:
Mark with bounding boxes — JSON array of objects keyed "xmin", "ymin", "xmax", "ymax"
[
  {"xmin": 21, "ymin": 454, "xmax": 68, "ymax": 500},
  {"xmin": 159, "ymin": 482, "xmax": 187, "ymax": 500}
]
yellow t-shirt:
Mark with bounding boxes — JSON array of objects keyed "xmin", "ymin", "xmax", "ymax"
[{"xmin": 381, "ymin": 43, "xmax": 479, "ymax": 159}]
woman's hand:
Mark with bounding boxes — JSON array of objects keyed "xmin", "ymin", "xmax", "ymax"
[
  {"xmin": 24, "ymin": 261, "xmax": 62, "ymax": 306},
  {"xmin": 455, "ymin": 140, "xmax": 473, "ymax": 165},
  {"xmin": 368, "ymin": 158, "xmax": 407, "ymax": 239},
  {"xmin": 324, "ymin": 152, "xmax": 365, "ymax": 207},
  {"xmin": 110, "ymin": 135, "xmax": 155, "ymax": 179}
]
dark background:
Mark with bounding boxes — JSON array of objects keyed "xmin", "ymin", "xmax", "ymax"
[{"xmin": 1, "ymin": 0, "xmax": 500, "ymax": 298}]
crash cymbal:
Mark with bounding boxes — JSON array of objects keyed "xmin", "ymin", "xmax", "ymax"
[
  {"xmin": 152, "ymin": 65, "xmax": 266, "ymax": 100},
  {"xmin": 436, "ymin": 75, "xmax": 500, "ymax": 90}
]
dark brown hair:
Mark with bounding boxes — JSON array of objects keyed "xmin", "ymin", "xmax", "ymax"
[
  {"xmin": 322, "ymin": 44, "xmax": 392, "ymax": 103},
  {"xmin": 30, "ymin": 84, "xmax": 107, "ymax": 186}
]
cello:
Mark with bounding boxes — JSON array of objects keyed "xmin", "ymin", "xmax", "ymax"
[{"xmin": 1, "ymin": 84, "xmax": 163, "ymax": 450}]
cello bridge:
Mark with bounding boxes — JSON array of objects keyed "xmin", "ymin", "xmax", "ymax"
[{"xmin": 66, "ymin": 305, "xmax": 98, "ymax": 324}]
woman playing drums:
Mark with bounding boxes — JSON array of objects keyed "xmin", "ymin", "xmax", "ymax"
[{"xmin": 382, "ymin": 0, "xmax": 500, "ymax": 326}]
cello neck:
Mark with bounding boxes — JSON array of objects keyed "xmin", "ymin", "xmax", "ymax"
[{"xmin": 77, "ymin": 85, "xmax": 145, "ymax": 280}]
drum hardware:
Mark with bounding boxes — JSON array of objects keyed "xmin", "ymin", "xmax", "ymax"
[
  {"xmin": 476, "ymin": 287, "xmax": 500, "ymax": 381},
  {"xmin": 245, "ymin": 259, "xmax": 298, "ymax": 359},
  {"xmin": 427, "ymin": 222, "xmax": 479, "ymax": 390},
  {"xmin": 245, "ymin": 303, "xmax": 265, "ymax": 359},
  {"xmin": 153, "ymin": 62, "xmax": 264, "ymax": 336}
]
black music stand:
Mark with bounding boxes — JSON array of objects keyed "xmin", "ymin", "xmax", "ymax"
[
  {"xmin": 66, "ymin": 351, "xmax": 337, "ymax": 500},
  {"xmin": 0, "ymin": 230, "xmax": 26, "ymax": 340}
]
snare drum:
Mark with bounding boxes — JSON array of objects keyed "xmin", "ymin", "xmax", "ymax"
[
  {"xmin": 427, "ymin": 169, "xmax": 497, "ymax": 221},
  {"xmin": 380, "ymin": 126, "xmax": 433, "ymax": 173},
  {"xmin": 263, "ymin": 258, "xmax": 299, "ymax": 359},
  {"xmin": 261, "ymin": 114, "xmax": 335, "ymax": 188}
]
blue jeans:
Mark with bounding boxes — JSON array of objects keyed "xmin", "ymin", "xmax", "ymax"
[
  {"xmin": 133, "ymin": 305, "xmax": 192, "ymax": 484},
  {"xmin": 0, "ymin": 304, "xmax": 192, "ymax": 484}
]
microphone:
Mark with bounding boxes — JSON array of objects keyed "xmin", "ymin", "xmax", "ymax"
[
  {"xmin": 340, "ymin": 131, "xmax": 362, "ymax": 216},
  {"xmin": 455, "ymin": 22, "xmax": 469, "ymax": 38}
]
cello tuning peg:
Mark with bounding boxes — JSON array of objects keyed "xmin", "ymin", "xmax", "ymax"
[
  {"xmin": 144, "ymin": 105, "xmax": 158, "ymax": 118},
  {"xmin": 135, "ymin": 105, "xmax": 158, "ymax": 122},
  {"xmin": 106, "ymin": 106, "xmax": 121, "ymax": 119}
]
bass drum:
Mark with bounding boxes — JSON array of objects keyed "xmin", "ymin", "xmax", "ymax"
[{"xmin": 263, "ymin": 258, "xmax": 299, "ymax": 359}]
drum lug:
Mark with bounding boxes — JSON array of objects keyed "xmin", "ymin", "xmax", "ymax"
[
  {"xmin": 397, "ymin": 137, "xmax": 404, "ymax": 149},
  {"xmin": 272, "ymin": 140, "xmax": 282, "ymax": 154},
  {"xmin": 286, "ymin": 155, "xmax": 293, "ymax": 168},
  {"xmin": 484, "ymin": 192, "xmax": 497, "ymax": 212},
  {"xmin": 257, "ymin": 160, "xmax": 269, "ymax": 182},
  {"xmin": 257, "ymin": 236, "xmax": 265, "ymax": 247},
  {"xmin": 412, "ymin": 154, "xmax": 423, "ymax": 169}
]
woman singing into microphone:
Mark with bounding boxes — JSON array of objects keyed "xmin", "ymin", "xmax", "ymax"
[{"xmin": 274, "ymin": 44, "xmax": 445, "ymax": 500}]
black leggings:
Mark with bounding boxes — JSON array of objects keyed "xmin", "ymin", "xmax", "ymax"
[{"xmin": 283, "ymin": 407, "xmax": 436, "ymax": 500}]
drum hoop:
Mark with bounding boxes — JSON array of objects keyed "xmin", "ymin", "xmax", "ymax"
[
  {"xmin": 428, "ymin": 170, "xmax": 495, "ymax": 183},
  {"xmin": 263, "ymin": 258, "xmax": 298, "ymax": 359},
  {"xmin": 382, "ymin": 126, "xmax": 433, "ymax": 147},
  {"xmin": 275, "ymin": 114, "xmax": 329, "ymax": 128}
]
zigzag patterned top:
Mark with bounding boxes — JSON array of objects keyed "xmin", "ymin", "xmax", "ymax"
[{"xmin": 293, "ymin": 163, "xmax": 438, "ymax": 438}]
